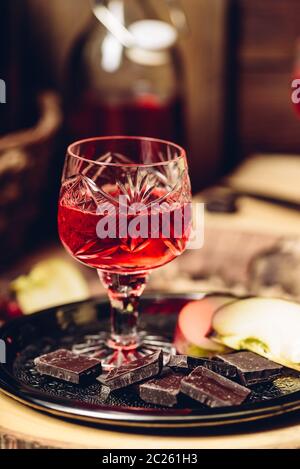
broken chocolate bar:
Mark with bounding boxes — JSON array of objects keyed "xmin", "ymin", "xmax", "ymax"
[
  {"xmin": 215, "ymin": 351, "xmax": 283, "ymax": 386},
  {"xmin": 98, "ymin": 350, "xmax": 163, "ymax": 391},
  {"xmin": 34, "ymin": 349, "xmax": 102, "ymax": 385},
  {"xmin": 139, "ymin": 370, "xmax": 185, "ymax": 407},
  {"xmin": 180, "ymin": 366, "xmax": 251, "ymax": 407},
  {"xmin": 98, "ymin": 385, "xmax": 111, "ymax": 402},
  {"xmin": 168, "ymin": 354, "xmax": 237, "ymax": 379}
]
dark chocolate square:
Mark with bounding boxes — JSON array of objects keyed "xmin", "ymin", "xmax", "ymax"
[
  {"xmin": 139, "ymin": 370, "xmax": 185, "ymax": 407},
  {"xmin": 97, "ymin": 350, "xmax": 163, "ymax": 390},
  {"xmin": 34, "ymin": 349, "xmax": 102, "ymax": 384},
  {"xmin": 168, "ymin": 354, "xmax": 238, "ymax": 379},
  {"xmin": 181, "ymin": 366, "xmax": 251, "ymax": 407},
  {"xmin": 215, "ymin": 351, "xmax": 283, "ymax": 385}
]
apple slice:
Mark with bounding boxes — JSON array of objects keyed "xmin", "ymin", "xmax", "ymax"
[
  {"xmin": 11, "ymin": 259, "xmax": 90, "ymax": 314},
  {"xmin": 174, "ymin": 295, "xmax": 236, "ymax": 357},
  {"xmin": 212, "ymin": 297, "xmax": 300, "ymax": 371}
]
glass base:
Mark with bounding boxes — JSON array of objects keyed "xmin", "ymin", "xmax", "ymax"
[{"xmin": 72, "ymin": 332, "xmax": 175, "ymax": 370}]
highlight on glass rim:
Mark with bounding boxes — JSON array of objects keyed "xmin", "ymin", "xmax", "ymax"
[{"xmin": 1, "ymin": 0, "xmax": 300, "ymax": 456}]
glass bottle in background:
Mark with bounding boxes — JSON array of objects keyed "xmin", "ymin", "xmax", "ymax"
[{"xmin": 64, "ymin": 0, "xmax": 187, "ymax": 145}]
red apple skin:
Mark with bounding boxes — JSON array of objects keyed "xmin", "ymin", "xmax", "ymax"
[{"xmin": 174, "ymin": 296, "xmax": 236, "ymax": 355}]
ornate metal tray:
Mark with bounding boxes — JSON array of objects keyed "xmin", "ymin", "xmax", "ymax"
[{"xmin": 1, "ymin": 294, "xmax": 300, "ymax": 430}]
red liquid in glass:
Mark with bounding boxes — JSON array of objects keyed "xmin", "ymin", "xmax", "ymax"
[
  {"xmin": 58, "ymin": 194, "xmax": 191, "ymax": 273},
  {"xmin": 67, "ymin": 92, "xmax": 185, "ymax": 144}
]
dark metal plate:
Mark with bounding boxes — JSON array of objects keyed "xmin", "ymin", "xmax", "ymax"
[{"xmin": 1, "ymin": 293, "xmax": 300, "ymax": 430}]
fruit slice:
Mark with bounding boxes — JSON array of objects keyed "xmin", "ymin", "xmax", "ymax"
[
  {"xmin": 212, "ymin": 297, "xmax": 300, "ymax": 371},
  {"xmin": 174, "ymin": 295, "xmax": 236, "ymax": 357},
  {"xmin": 11, "ymin": 259, "xmax": 90, "ymax": 314}
]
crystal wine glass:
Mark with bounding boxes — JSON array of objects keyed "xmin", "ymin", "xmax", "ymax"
[{"xmin": 58, "ymin": 136, "xmax": 192, "ymax": 368}]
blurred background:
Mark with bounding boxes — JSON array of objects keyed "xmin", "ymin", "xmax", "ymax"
[{"xmin": 1, "ymin": 0, "xmax": 300, "ymax": 319}]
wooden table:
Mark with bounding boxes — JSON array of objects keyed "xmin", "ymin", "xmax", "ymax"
[{"xmin": 1, "ymin": 392, "xmax": 300, "ymax": 449}]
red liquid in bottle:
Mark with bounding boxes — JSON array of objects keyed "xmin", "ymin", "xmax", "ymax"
[{"xmin": 67, "ymin": 91, "xmax": 185, "ymax": 144}]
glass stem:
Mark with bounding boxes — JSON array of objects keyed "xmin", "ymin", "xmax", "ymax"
[{"xmin": 98, "ymin": 270, "xmax": 149, "ymax": 349}]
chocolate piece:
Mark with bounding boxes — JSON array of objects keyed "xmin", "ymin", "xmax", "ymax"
[
  {"xmin": 181, "ymin": 366, "xmax": 251, "ymax": 407},
  {"xmin": 34, "ymin": 349, "xmax": 102, "ymax": 384},
  {"xmin": 139, "ymin": 370, "xmax": 185, "ymax": 407},
  {"xmin": 98, "ymin": 385, "xmax": 111, "ymax": 402},
  {"xmin": 215, "ymin": 351, "xmax": 283, "ymax": 385},
  {"xmin": 98, "ymin": 350, "xmax": 163, "ymax": 390},
  {"xmin": 168, "ymin": 354, "xmax": 237, "ymax": 379}
]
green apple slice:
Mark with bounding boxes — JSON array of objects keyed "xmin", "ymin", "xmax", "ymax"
[
  {"xmin": 212, "ymin": 297, "xmax": 300, "ymax": 371},
  {"xmin": 11, "ymin": 259, "xmax": 90, "ymax": 314}
]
